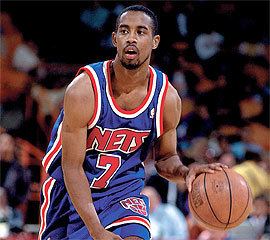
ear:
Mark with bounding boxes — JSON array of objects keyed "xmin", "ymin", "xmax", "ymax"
[
  {"xmin": 152, "ymin": 35, "xmax": 160, "ymax": 50},
  {"xmin": 112, "ymin": 32, "xmax": 117, "ymax": 47}
]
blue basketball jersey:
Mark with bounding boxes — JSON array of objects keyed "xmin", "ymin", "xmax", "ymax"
[{"xmin": 41, "ymin": 60, "xmax": 168, "ymax": 199}]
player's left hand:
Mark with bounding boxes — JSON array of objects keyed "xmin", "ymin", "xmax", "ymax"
[{"xmin": 185, "ymin": 163, "xmax": 228, "ymax": 192}]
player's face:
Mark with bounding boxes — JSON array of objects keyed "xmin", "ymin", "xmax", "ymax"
[{"xmin": 112, "ymin": 11, "xmax": 160, "ymax": 70}]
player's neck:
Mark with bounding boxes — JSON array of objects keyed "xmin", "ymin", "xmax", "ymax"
[{"xmin": 111, "ymin": 58, "xmax": 150, "ymax": 91}]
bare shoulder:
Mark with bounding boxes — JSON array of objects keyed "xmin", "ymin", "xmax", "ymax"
[
  {"xmin": 163, "ymin": 83, "xmax": 182, "ymax": 131},
  {"xmin": 165, "ymin": 83, "xmax": 182, "ymax": 109},
  {"xmin": 65, "ymin": 72, "xmax": 93, "ymax": 102},
  {"xmin": 64, "ymin": 72, "xmax": 95, "ymax": 127}
]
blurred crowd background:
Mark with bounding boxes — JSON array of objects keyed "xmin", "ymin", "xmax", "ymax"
[{"xmin": 0, "ymin": 1, "xmax": 269, "ymax": 239}]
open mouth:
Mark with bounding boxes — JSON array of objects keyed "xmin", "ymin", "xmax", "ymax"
[{"xmin": 124, "ymin": 46, "xmax": 138, "ymax": 60}]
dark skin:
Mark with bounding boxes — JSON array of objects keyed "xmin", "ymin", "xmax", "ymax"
[{"xmin": 62, "ymin": 11, "xmax": 227, "ymax": 240}]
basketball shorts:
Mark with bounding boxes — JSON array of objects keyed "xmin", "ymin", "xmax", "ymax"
[{"xmin": 38, "ymin": 177, "xmax": 151, "ymax": 240}]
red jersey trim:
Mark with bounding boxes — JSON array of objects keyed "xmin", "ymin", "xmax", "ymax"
[
  {"xmin": 38, "ymin": 177, "xmax": 56, "ymax": 240},
  {"xmin": 105, "ymin": 60, "xmax": 155, "ymax": 115},
  {"xmin": 156, "ymin": 73, "xmax": 169, "ymax": 137},
  {"xmin": 105, "ymin": 215, "xmax": 151, "ymax": 232},
  {"xmin": 77, "ymin": 67, "xmax": 99, "ymax": 127},
  {"xmin": 42, "ymin": 122, "xmax": 62, "ymax": 173},
  {"xmin": 159, "ymin": 74, "xmax": 169, "ymax": 135}
]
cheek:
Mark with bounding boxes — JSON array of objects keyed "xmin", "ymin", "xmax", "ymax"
[
  {"xmin": 114, "ymin": 37, "xmax": 123, "ymax": 48},
  {"xmin": 140, "ymin": 41, "xmax": 153, "ymax": 54},
  {"xmin": 116, "ymin": 43, "xmax": 124, "ymax": 55}
]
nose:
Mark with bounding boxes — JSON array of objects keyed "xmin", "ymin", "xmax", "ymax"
[{"xmin": 126, "ymin": 31, "xmax": 137, "ymax": 44}]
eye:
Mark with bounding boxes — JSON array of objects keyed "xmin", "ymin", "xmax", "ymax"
[
  {"xmin": 120, "ymin": 29, "xmax": 128, "ymax": 34},
  {"xmin": 137, "ymin": 30, "xmax": 145, "ymax": 35}
]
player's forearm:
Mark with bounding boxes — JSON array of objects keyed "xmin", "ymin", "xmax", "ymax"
[
  {"xmin": 155, "ymin": 155, "xmax": 189, "ymax": 182},
  {"xmin": 63, "ymin": 166, "xmax": 103, "ymax": 236}
]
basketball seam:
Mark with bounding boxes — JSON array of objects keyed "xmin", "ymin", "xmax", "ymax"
[
  {"xmin": 226, "ymin": 177, "xmax": 251, "ymax": 226},
  {"xmin": 222, "ymin": 169, "xmax": 233, "ymax": 229},
  {"xmin": 188, "ymin": 193, "xmax": 222, "ymax": 229},
  {"xmin": 204, "ymin": 173, "xmax": 228, "ymax": 225}
]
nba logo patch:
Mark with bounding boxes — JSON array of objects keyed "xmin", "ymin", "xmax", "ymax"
[
  {"xmin": 150, "ymin": 108, "xmax": 155, "ymax": 119},
  {"xmin": 120, "ymin": 197, "xmax": 147, "ymax": 216}
]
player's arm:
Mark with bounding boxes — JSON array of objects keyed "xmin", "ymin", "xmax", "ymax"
[
  {"xmin": 62, "ymin": 73, "xmax": 122, "ymax": 240},
  {"xmin": 154, "ymin": 84, "xmax": 189, "ymax": 181},
  {"xmin": 154, "ymin": 84, "xmax": 227, "ymax": 191}
]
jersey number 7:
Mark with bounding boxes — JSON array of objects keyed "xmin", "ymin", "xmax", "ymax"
[{"xmin": 90, "ymin": 154, "xmax": 121, "ymax": 189}]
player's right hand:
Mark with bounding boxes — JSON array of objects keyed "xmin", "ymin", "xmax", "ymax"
[
  {"xmin": 186, "ymin": 163, "xmax": 228, "ymax": 192},
  {"xmin": 92, "ymin": 229, "xmax": 123, "ymax": 240}
]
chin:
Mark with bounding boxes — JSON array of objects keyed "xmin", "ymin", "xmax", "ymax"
[{"xmin": 120, "ymin": 60, "xmax": 140, "ymax": 70}]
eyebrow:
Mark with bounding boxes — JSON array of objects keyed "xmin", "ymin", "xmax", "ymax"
[{"xmin": 119, "ymin": 24, "xmax": 149, "ymax": 31}]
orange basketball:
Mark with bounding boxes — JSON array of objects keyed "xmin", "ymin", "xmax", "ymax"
[{"xmin": 188, "ymin": 168, "xmax": 253, "ymax": 230}]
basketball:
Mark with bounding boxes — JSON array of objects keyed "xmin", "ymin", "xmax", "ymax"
[{"xmin": 188, "ymin": 168, "xmax": 253, "ymax": 231}]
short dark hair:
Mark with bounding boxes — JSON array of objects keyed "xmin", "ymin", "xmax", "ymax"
[{"xmin": 115, "ymin": 5, "xmax": 159, "ymax": 35}]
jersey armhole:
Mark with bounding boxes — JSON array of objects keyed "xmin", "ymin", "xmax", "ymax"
[
  {"xmin": 76, "ymin": 66, "xmax": 101, "ymax": 128},
  {"xmin": 156, "ymin": 73, "xmax": 169, "ymax": 138}
]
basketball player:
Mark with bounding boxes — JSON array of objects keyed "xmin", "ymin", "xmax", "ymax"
[{"xmin": 39, "ymin": 5, "xmax": 226, "ymax": 240}]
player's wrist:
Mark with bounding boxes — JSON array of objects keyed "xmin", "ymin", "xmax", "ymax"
[
  {"xmin": 88, "ymin": 222, "xmax": 104, "ymax": 238},
  {"xmin": 179, "ymin": 165, "xmax": 189, "ymax": 181}
]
